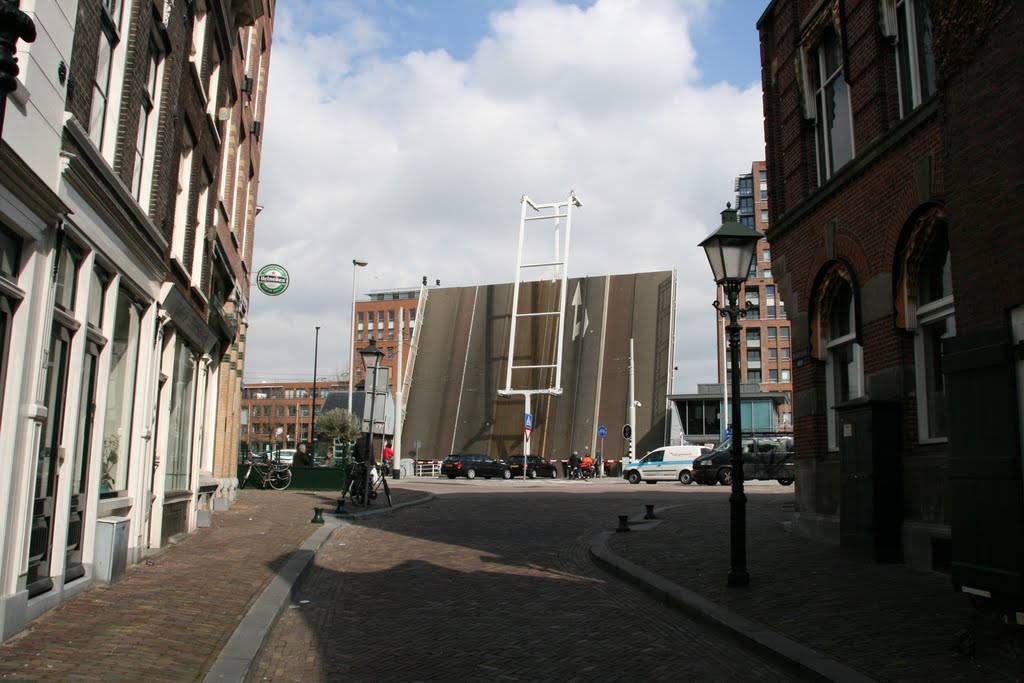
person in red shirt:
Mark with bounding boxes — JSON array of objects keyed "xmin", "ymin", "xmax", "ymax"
[{"xmin": 581, "ymin": 452, "xmax": 594, "ymax": 477}]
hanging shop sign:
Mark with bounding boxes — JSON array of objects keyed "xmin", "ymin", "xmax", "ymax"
[{"xmin": 256, "ymin": 264, "xmax": 290, "ymax": 296}]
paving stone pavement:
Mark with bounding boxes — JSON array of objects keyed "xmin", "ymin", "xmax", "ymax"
[
  {"xmin": 250, "ymin": 480, "xmax": 809, "ymax": 683},
  {"xmin": 2, "ymin": 479, "xmax": 1020, "ymax": 682},
  {"xmin": 0, "ymin": 487, "xmax": 418, "ymax": 682}
]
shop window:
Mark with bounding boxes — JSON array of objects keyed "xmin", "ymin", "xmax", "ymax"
[
  {"xmin": 164, "ymin": 339, "xmax": 197, "ymax": 493},
  {"xmin": 100, "ymin": 292, "xmax": 141, "ymax": 495}
]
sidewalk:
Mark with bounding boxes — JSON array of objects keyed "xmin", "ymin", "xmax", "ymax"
[
  {"xmin": 0, "ymin": 487, "xmax": 429, "ymax": 682},
  {"xmin": 598, "ymin": 495, "xmax": 1023, "ymax": 683}
]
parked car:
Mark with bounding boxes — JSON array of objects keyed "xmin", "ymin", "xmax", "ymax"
[
  {"xmin": 441, "ymin": 453, "xmax": 512, "ymax": 480},
  {"xmin": 507, "ymin": 455, "xmax": 558, "ymax": 479},
  {"xmin": 622, "ymin": 445, "xmax": 703, "ymax": 485},
  {"xmin": 692, "ymin": 434, "xmax": 795, "ymax": 486},
  {"xmin": 273, "ymin": 449, "xmax": 296, "ymax": 466}
]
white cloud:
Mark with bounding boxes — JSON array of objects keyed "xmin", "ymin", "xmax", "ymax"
[{"xmin": 247, "ymin": 0, "xmax": 764, "ymax": 392}]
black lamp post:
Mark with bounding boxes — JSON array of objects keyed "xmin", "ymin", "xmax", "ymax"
[
  {"xmin": 699, "ymin": 203, "xmax": 764, "ymax": 587},
  {"xmin": 0, "ymin": 0, "xmax": 36, "ymax": 136},
  {"xmin": 311, "ymin": 325, "xmax": 320, "ymax": 452},
  {"xmin": 358, "ymin": 337, "xmax": 384, "ymax": 508}
]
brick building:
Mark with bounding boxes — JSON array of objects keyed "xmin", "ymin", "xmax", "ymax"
[
  {"xmin": 353, "ymin": 285, "xmax": 426, "ymax": 386},
  {"xmin": 757, "ymin": 0, "xmax": 1024, "ymax": 617},
  {"xmin": 0, "ymin": 0, "xmax": 275, "ymax": 640},
  {"xmin": 240, "ymin": 380, "xmax": 345, "ymax": 454}
]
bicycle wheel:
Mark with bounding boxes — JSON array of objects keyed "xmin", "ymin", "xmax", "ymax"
[
  {"xmin": 350, "ymin": 476, "xmax": 367, "ymax": 505},
  {"xmin": 239, "ymin": 465, "xmax": 253, "ymax": 489},
  {"xmin": 381, "ymin": 476, "xmax": 393, "ymax": 507},
  {"xmin": 268, "ymin": 468, "xmax": 292, "ymax": 490}
]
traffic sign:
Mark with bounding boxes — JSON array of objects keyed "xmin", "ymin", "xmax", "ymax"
[
  {"xmin": 597, "ymin": 425, "xmax": 608, "ymax": 438},
  {"xmin": 524, "ymin": 414, "xmax": 533, "ymax": 429},
  {"xmin": 622, "ymin": 424, "xmax": 632, "ymax": 440},
  {"xmin": 725, "ymin": 427, "xmax": 732, "ymax": 439}
]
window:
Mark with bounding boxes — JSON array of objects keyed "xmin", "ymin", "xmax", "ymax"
[
  {"xmin": 301, "ymin": 405, "xmax": 309, "ymax": 417},
  {"xmin": 171, "ymin": 125, "xmax": 195, "ymax": 265},
  {"xmin": 90, "ymin": 1, "xmax": 126, "ymax": 150},
  {"xmin": 767, "ymin": 326, "xmax": 777, "ymax": 341},
  {"xmin": 738, "ymin": 196, "xmax": 755, "ymax": 213},
  {"xmin": 0, "ymin": 225, "xmax": 23, "ymax": 422},
  {"xmin": 133, "ymin": 42, "xmax": 162, "ymax": 207},
  {"xmin": 747, "ymin": 369, "xmax": 762, "ymax": 383},
  {"xmin": 768, "ymin": 348, "xmax": 777, "ymax": 361},
  {"xmin": 737, "ymin": 176, "xmax": 753, "ymax": 195},
  {"xmin": 781, "ymin": 347, "xmax": 790, "ymax": 360},
  {"xmin": 769, "ymin": 369, "xmax": 779, "ymax": 382},
  {"xmin": 746, "ymin": 328, "xmax": 760, "ymax": 346},
  {"xmin": 763, "ymin": 250, "xmax": 771, "ymax": 263},
  {"xmin": 100, "ymin": 292, "xmax": 141, "ymax": 495},
  {"xmin": 761, "ymin": 209, "xmax": 769, "ymax": 223},
  {"xmin": 388, "ymin": 309, "xmax": 395, "ymax": 340},
  {"xmin": 165, "ymin": 339, "xmax": 196, "ymax": 492},
  {"xmin": 781, "ymin": 369, "xmax": 791, "ymax": 382},
  {"xmin": 894, "ymin": 0, "xmax": 936, "ymax": 116},
  {"xmin": 747, "ymin": 305, "xmax": 760, "ymax": 320},
  {"xmin": 824, "ymin": 279, "xmax": 863, "ymax": 449},
  {"xmin": 780, "ymin": 327, "xmax": 790, "ymax": 341},
  {"xmin": 811, "ymin": 27, "xmax": 854, "ymax": 183},
  {"xmin": 747, "ymin": 349, "xmax": 761, "ymax": 364},
  {"xmin": 190, "ymin": 166, "xmax": 212, "ymax": 284},
  {"xmin": 357, "ymin": 312, "xmax": 364, "ymax": 342},
  {"xmin": 740, "ymin": 215, "xmax": 755, "ymax": 227},
  {"xmin": 758, "ymin": 170, "xmax": 767, "ymax": 183},
  {"xmin": 87, "ymin": 265, "xmax": 109, "ymax": 329},
  {"xmin": 54, "ymin": 241, "xmax": 81, "ymax": 312},
  {"xmin": 767, "ymin": 305, "xmax": 776, "ymax": 319},
  {"xmin": 763, "ymin": 268, "xmax": 772, "ymax": 279},
  {"xmin": 760, "ymin": 190, "xmax": 768, "ymax": 201},
  {"xmin": 745, "ymin": 288, "xmax": 760, "ymax": 308},
  {"xmin": 913, "ymin": 222, "xmax": 953, "ymax": 440}
]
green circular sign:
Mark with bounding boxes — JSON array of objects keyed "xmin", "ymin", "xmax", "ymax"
[{"xmin": 256, "ymin": 264, "xmax": 290, "ymax": 296}]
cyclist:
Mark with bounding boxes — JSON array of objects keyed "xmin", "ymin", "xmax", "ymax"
[
  {"xmin": 567, "ymin": 450, "xmax": 582, "ymax": 479},
  {"xmin": 580, "ymin": 452, "xmax": 594, "ymax": 478}
]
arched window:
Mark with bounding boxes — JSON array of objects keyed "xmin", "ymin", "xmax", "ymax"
[
  {"xmin": 824, "ymin": 276, "xmax": 863, "ymax": 449},
  {"xmin": 913, "ymin": 222, "xmax": 954, "ymax": 440}
]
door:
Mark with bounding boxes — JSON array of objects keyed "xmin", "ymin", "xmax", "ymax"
[
  {"xmin": 28, "ymin": 325, "xmax": 73, "ymax": 597},
  {"xmin": 65, "ymin": 342, "xmax": 100, "ymax": 583}
]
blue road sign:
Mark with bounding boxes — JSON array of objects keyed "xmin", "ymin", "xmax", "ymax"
[
  {"xmin": 525, "ymin": 413, "xmax": 533, "ymax": 430},
  {"xmin": 598, "ymin": 425, "xmax": 608, "ymax": 438},
  {"xmin": 725, "ymin": 427, "xmax": 732, "ymax": 439}
]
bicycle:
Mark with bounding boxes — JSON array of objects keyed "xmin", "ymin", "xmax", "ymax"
[
  {"xmin": 239, "ymin": 457, "xmax": 293, "ymax": 490},
  {"xmin": 347, "ymin": 460, "xmax": 392, "ymax": 507}
]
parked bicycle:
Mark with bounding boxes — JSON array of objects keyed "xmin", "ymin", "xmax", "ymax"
[
  {"xmin": 239, "ymin": 457, "xmax": 292, "ymax": 490},
  {"xmin": 347, "ymin": 459, "xmax": 392, "ymax": 507}
]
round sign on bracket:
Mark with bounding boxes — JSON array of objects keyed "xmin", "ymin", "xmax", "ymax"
[{"xmin": 257, "ymin": 263, "xmax": 290, "ymax": 296}]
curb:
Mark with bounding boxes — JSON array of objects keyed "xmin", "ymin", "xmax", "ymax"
[
  {"xmin": 203, "ymin": 493, "xmax": 435, "ymax": 682},
  {"xmin": 589, "ymin": 509, "xmax": 878, "ymax": 683}
]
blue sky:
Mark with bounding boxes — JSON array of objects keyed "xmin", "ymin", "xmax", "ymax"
[{"xmin": 248, "ymin": 0, "xmax": 770, "ymax": 392}]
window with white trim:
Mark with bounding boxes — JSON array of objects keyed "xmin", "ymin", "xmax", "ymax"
[
  {"xmin": 811, "ymin": 27, "xmax": 854, "ymax": 184},
  {"xmin": 825, "ymin": 279, "xmax": 863, "ymax": 449},
  {"xmin": 132, "ymin": 41, "xmax": 163, "ymax": 209},
  {"xmin": 893, "ymin": 0, "xmax": 937, "ymax": 116},
  {"xmin": 913, "ymin": 223, "xmax": 953, "ymax": 441},
  {"xmin": 190, "ymin": 166, "xmax": 212, "ymax": 286},
  {"xmin": 171, "ymin": 124, "xmax": 195, "ymax": 265},
  {"xmin": 90, "ymin": 0, "xmax": 126, "ymax": 151}
]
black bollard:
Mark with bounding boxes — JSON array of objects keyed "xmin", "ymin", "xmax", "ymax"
[
  {"xmin": 616, "ymin": 515, "xmax": 631, "ymax": 532},
  {"xmin": 335, "ymin": 498, "xmax": 346, "ymax": 514},
  {"xmin": 644, "ymin": 504, "xmax": 657, "ymax": 520},
  {"xmin": 311, "ymin": 507, "xmax": 324, "ymax": 524}
]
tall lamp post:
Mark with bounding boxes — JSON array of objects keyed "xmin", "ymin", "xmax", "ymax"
[
  {"xmin": 348, "ymin": 259, "xmax": 368, "ymax": 414},
  {"xmin": 358, "ymin": 337, "xmax": 384, "ymax": 508},
  {"xmin": 699, "ymin": 203, "xmax": 763, "ymax": 588},
  {"xmin": 311, "ymin": 325, "xmax": 320, "ymax": 451}
]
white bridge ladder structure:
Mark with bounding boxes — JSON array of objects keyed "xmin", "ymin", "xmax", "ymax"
[{"xmin": 499, "ymin": 191, "xmax": 582, "ymax": 457}]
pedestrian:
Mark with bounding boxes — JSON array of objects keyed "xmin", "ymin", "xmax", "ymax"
[{"xmin": 294, "ymin": 442, "xmax": 313, "ymax": 467}]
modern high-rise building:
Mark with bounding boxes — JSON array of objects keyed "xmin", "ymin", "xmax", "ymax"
[{"xmin": 715, "ymin": 162, "xmax": 793, "ymax": 429}]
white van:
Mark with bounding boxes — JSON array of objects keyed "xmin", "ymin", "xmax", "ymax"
[{"xmin": 623, "ymin": 445, "xmax": 704, "ymax": 485}]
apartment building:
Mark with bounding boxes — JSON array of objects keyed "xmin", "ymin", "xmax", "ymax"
[
  {"xmin": 240, "ymin": 380, "xmax": 345, "ymax": 454},
  {"xmin": 758, "ymin": 0, "xmax": 1024, "ymax": 621},
  {"xmin": 0, "ymin": 0, "xmax": 274, "ymax": 640},
  {"xmin": 353, "ymin": 285, "xmax": 425, "ymax": 386}
]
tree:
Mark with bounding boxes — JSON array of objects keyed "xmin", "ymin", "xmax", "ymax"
[{"xmin": 316, "ymin": 408, "xmax": 361, "ymax": 450}]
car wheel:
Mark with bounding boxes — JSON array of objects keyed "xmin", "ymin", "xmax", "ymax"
[
  {"xmin": 778, "ymin": 478, "xmax": 794, "ymax": 486},
  {"xmin": 718, "ymin": 467, "xmax": 733, "ymax": 486},
  {"xmin": 550, "ymin": 470, "xmax": 558, "ymax": 479},
  {"xmin": 678, "ymin": 470, "xmax": 693, "ymax": 485},
  {"xmin": 502, "ymin": 469, "xmax": 512, "ymax": 480},
  {"xmin": 466, "ymin": 469, "xmax": 476, "ymax": 480},
  {"xmin": 627, "ymin": 470, "xmax": 642, "ymax": 485},
  {"xmin": 527, "ymin": 469, "xmax": 537, "ymax": 479}
]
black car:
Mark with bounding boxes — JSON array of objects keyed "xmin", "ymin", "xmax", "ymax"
[
  {"xmin": 441, "ymin": 453, "xmax": 512, "ymax": 480},
  {"xmin": 506, "ymin": 455, "xmax": 558, "ymax": 479},
  {"xmin": 692, "ymin": 434, "xmax": 795, "ymax": 486}
]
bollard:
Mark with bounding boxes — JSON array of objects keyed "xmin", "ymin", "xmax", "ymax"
[
  {"xmin": 311, "ymin": 507, "xmax": 325, "ymax": 524},
  {"xmin": 335, "ymin": 498, "xmax": 346, "ymax": 514},
  {"xmin": 616, "ymin": 515, "xmax": 631, "ymax": 532},
  {"xmin": 644, "ymin": 504, "xmax": 657, "ymax": 520}
]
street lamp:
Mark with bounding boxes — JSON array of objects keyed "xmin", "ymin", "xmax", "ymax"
[
  {"xmin": 348, "ymin": 259, "xmax": 368, "ymax": 414},
  {"xmin": 311, "ymin": 325, "xmax": 320, "ymax": 452},
  {"xmin": 358, "ymin": 337, "xmax": 384, "ymax": 508},
  {"xmin": 0, "ymin": 1, "xmax": 37, "ymax": 136},
  {"xmin": 699, "ymin": 202, "xmax": 763, "ymax": 588}
]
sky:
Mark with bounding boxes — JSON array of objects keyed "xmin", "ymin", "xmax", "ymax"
[{"xmin": 245, "ymin": 0, "xmax": 770, "ymax": 393}]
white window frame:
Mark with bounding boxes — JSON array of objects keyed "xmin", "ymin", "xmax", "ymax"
[
  {"xmin": 132, "ymin": 42, "xmax": 163, "ymax": 209},
  {"xmin": 171, "ymin": 125, "xmax": 195, "ymax": 265},
  {"xmin": 825, "ymin": 298, "xmax": 863, "ymax": 450},
  {"xmin": 891, "ymin": 0, "xmax": 937, "ymax": 117},
  {"xmin": 190, "ymin": 166, "xmax": 212, "ymax": 287},
  {"xmin": 914, "ymin": 295, "xmax": 954, "ymax": 443},
  {"xmin": 811, "ymin": 27, "xmax": 855, "ymax": 184}
]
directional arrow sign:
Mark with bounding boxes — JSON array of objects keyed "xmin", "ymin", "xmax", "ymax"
[{"xmin": 572, "ymin": 282, "xmax": 589, "ymax": 340}]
